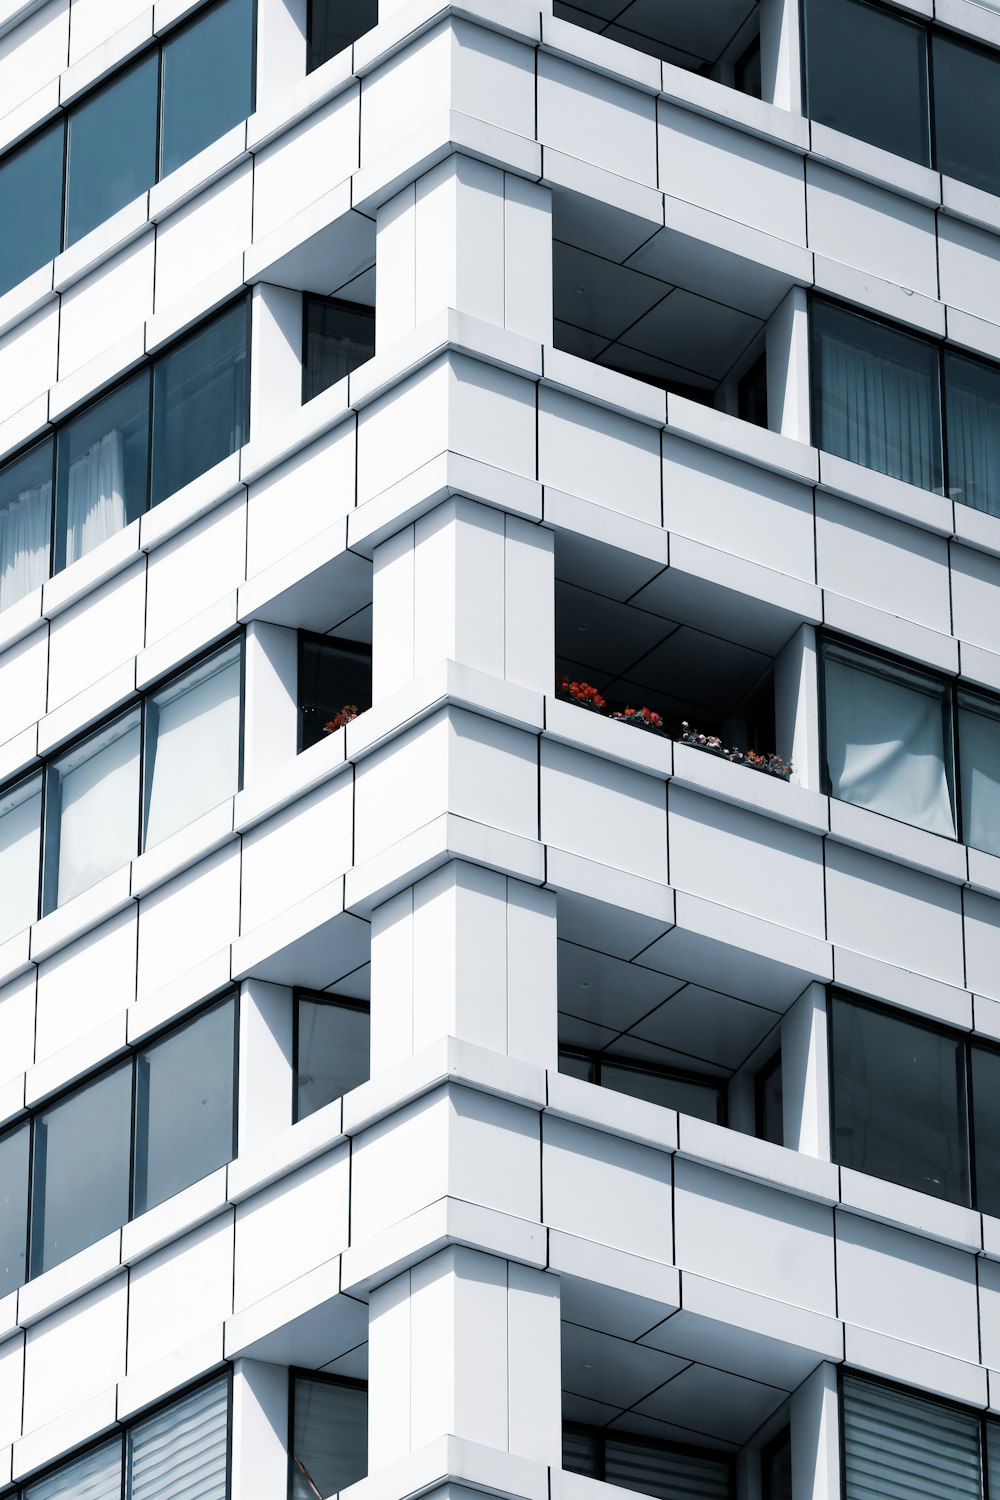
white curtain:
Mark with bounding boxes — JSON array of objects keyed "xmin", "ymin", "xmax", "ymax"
[
  {"xmin": 25, "ymin": 1438, "xmax": 122, "ymax": 1500},
  {"xmin": 820, "ymin": 333, "xmax": 939, "ymax": 491},
  {"xmin": 825, "ymin": 653, "xmax": 955, "ymax": 837},
  {"xmin": 0, "ymin": 779, "xmax": 41, "ymax": 945},
  {"xmin": 64, "ymin": 429, "xmax": 126, "ymax": 566},
  {"xmin": 947, "ymin": 376, "xmax": 1000, "ymax": 516},
  {"xmin": 144, "ymin": 649, "xmax": 241, "ymax": 850},
  {"xmin": 960, "ymin": 704, "xmax": 1000, "ymax": 857},
  {"xmin": 0, "ymin": 478, "xmax": 50, "ymax": 612},
  {"xmin": 55, "ymin": 715, "xmax": 140, "ymax": 908}
]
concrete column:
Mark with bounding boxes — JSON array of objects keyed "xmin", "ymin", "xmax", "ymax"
[
  {"xmin": 242, "ymin": 621, "xmax": 299, "ymax": 783},
  {"xmin": 238, "ymin": 980, "xmax": 295, "ymax": 1155},
  {"xmin": 790, "ymin": 1363, "xmax": 841, "ymax": 1500},
  {"xmin": 368, "ymin": 1247, "xmax": 561, "ymax": 1468},
  {"xmin": 372, "ymin": 497, "xmax": 554, "ymax": 700},
  {"xmin": 773, "ymin": 624, "xmax": 821, "ymax": 791},
  {"xmin": 780, "ymin": 981, "xmax": 831, "ymax": 1160},
  {"xmin": 759, "ymin": 0, "xmax": 804, "ymax": 113},
  {"xmin": 369, "ymin": 861, "xmax": 557, "ymax": 1074},
  {"xmin": 249, "ymin": 284, "xmax": 304, "ymax": 440},
  {"xmin": 765, "ymin": 286, "xmax": 811, "ymax": 444}
]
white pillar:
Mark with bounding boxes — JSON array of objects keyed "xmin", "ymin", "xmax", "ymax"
[
  {"xmin": 231, "ymin": 1359, "xmax": 290, "ymax": 1498},
  {"xmin": 759, "ymin": 0, "xmax": 803, "ymax": 113},
  {"xmin": 773, "ymin": 624, "xmax": 821, "ymax": 791},
  {"xmin": 780, "ymin": 982, "xmax": 831, "ymax": 1160},
  {"xmin": 790, "ymin": 1363, "xmax": 841, "ymax": 1500},
  {"xmin": 765, "ymin": 286, "xmax": 811, "ymax": 444},
  {"xmin": 238, "ymin": 980, "xmax": 295, "ymax": 1155},
  {"xmin": 254, "ymin": 0, "xmax": 307, "ymax": 107},
  {"xmin": 243, "ymin": 621, "xmax": 299, "ymax": 784},
  {"xmin": 249, "ymin": 284, "xmax": 305, "ymax": 440}
]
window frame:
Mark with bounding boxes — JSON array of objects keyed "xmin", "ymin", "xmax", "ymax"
[
  {"xmin": 301, "ymin": 293, "xmax": 376, "ymax": 404},
  {"xmin": 558, "ymin": 1044, "xmax": 728, "ymax": 1126},
  {"xmin": 563, "ymin": 1420, "xmax": 737, "ymax": 1499},
  {"xmin": 296, "ymin": 630, "xmax": 373, "ymax": 753},
  {"xmin": 292, "ymin": 989, "xmax": 371, "ymax": 1124},
  {"xmin": 288, "ymin": 1369, "xmax": 369, "ymax": 1500}
]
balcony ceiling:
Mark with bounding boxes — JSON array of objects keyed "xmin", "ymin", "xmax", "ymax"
[{"xmin": 555, "ymin": 0, "xmax": 759, "ymax": 70}]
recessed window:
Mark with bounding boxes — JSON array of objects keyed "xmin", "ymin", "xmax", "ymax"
[
  {"xmin": 295, "ymin": 993, "xmax": 370, "ymax": 1120},
  {"xmin": 65, "ymin": 53, "xmax": 158, "ymax": 247},
  {"xmin": 762, "ymin": 1427, "xmax": 792, "ymax": 1500},
  {"xmin": 303, "ymin": 296, "xmax": 376, "ymax": 402},
  {"xmin": 290, "ymin": 1375, "xmax": 368, "ymax": 1500},
  {"xmin": 151, "ymin": 299, "xmax": 250, "ymax": 505},
  {"xmin": 0, "ymin": 124, "xmax": 63, "ymax": 300},
  {"xmin": 564, "ymin": 1424, "xmax": 734, "ymax": 1500},
  {"xmin": 298, "ymin": 632, "xmax": 372, "ymax": 750},
  {"xmin": 737, "ymin": 351, "xmax": 768, "ymax": 428},
  {"xmin": 43, "ymin": 708, "xmax": 143, "ymax": 913},
  {"xmin": 559, "ymin": 1048, "xmax": 725, "ymax": 1124},
  {"xmin": 0, "ymin": 1124, "xmax": 29, "ymax": 1298},
  {"xmin": 734, "ymin": 34, "xmax": 763, "ymax": 99},
  {"xmin": 842, "ymin": 1374, "xmax": 984, "ymax": 1500},
  {"xmin": 0, "ymin": 774, "xmax": 42, "ymax": 947},
  {"xmin": 755, "ymin": 1051, "xmax": 783, "ymax": 1146},
  {"xmin": 160, "ymin": 0, "xmax": 254, "ymax": 177},
  {"xmin": 307, "ymin": 0, "xmax": 378, "ymax": 72}
]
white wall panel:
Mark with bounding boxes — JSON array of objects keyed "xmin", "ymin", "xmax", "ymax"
[{"xmin": 234, "ymin": 1147, "xmax": 349, "ymax": 1311}]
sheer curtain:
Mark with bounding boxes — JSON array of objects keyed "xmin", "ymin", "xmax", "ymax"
[
  {"xmin": 143, "ymin": 646, "xmax": 241, "ymax": 849},
  {"xmin": 64, "ymin": 429, "xmax": 126, "ymax": 566},
  {"xmin": 53, "ymin": 713, "xmax": 140, "ymax": 909},
  {"xmin": 959, "ymin": 700, "xmax": 1000, "ymax": 856},
  {"xmin": 0, "ymin": 477, "xmax": 50, "ymax": 611},
  {"xmin": 819, "ymin": 332, "xmax": 940, "ymax": 490},
  {"xmin": 946, "ymin": 371, "xmax": 1000, "ymax": 516},
  {"xmin": 824, "ymin": 650, "xmax": 955, "ymax": 836}
]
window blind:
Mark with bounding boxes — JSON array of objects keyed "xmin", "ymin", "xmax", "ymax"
[
  {"xmin": 604, "ymin": 1438, "xmax": 731, "ymax": 1500},
  {"xmin": 291, "ymin": 1378, "xmax": 368, "ymax": 1500},
  {"xmin": 842, "ymin": 1374, "xmax": 981, "ymax": 1500},
  {"xmin": 24, "ymin": 1438, "xmax": 122, "ymax": 1500},
  {"xmin": 128, "ymin": 1376, "xmax": 229, "ymax": 1500}
]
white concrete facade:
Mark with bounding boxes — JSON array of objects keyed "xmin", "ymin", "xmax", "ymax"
[{"xmin": 0, "ymin": 0, "xmax": 1000, "ymax": 1497}]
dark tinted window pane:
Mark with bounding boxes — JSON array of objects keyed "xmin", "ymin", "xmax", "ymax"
[
  {"xmin": 160, "ymin": 0, "xmax": 254, "ymax": 177},
  {"xmin": 735, "ymin": 35, "xmax": 762, "ymax": 100},
  {"xmin": 933, "ymin": 34, "xmax": 1000, "ymax": 198},
  {"xmin": 604, "ymin": 1438, "xmax": 732, "ymax": 1500},
  {"xmin": 299, "ymin": 634, "xmax": 372, "ymax": 750},
  {"xmin": 987, "ymin": 1420, "xmax": 1000, "ymax": 1500},
  {"xmin": 0, "ymin": 123, "xmax": 63, "ymax": 297},
  {"xmin": 307, "ymin": 0, "xmax": 378, "ymax": 72},
  {"xmin": 304, "ymin": 298, "xmax": 376, "ymax": 402},
  {"xmin": 151, "ymin": 300, "xmax": 249, "ymax": 503},
  {"xmin": 842, "ymin": 1375, "xmax": 981, "ymax": 1500},
  {"xmin": 291, "ymin": 1378, "xmax": 368, "ymax": 1500},
  {"xmin": 563, "ymin": 1430, "xmax": 600, "ymax": 1478},
  {"xmin": 945, "ymin": 350, "xmax": 1000, "ymax": 518},
  {"xmin": 54, "ymin": 369, "xmax": 150, "ymax": 573},
  {"xmin": 812, "ymin": 300, "xmax": 943, "ymax": 492},
  {"xmin": 831, "ymin": 997, "xmax": 969, "ymax": 1205},
  {"xmin": 763, "ymin": 1429, "xmax": 792, "ymax": 1500},
  {"xmin": 804, "ymin": 0, "xmax": 930, "ymax": 164},
  {"xmin": 0, "ymin": 1125, "xmax": 28, "ymax": 1297},
  {"xmin": 66, "ymin": 54, "xmax": 158, "ymax": 246},
  {"xmin": 24, "ymin": 1438, "xmax": 122, "ymax": 1500},
  {"xmin": 559, "ymin": 1051, "xmax": 595, "ymax": 1084},
  {"xmin": 756, "ymin": 1053, "xmax": 783, "ymax": 1146},
  {"xmin": 296, "ymin": 996, "xmax": 370, "ymax": 1120},
  {"xmin": 958, "ymin": 690, "xmax": 1000, "ymax": 858},
  {"xmin": 160, "ymin": 0, "xmax": 251, "ymax": 177},
  {"xmin": 972, "ymin": 1047, "xmax": 1000, "ymax": 1218},
  {"xmin": 600, "ymin": 1061, "xmax": 723, "ymax": 1123},
  {"xmin": 30, "ymin": 1062, "xmax": 133, "ymax": 1274},
  {"xmin": 0, "ymin": 439, "xmax": 53, "ymax": 613},
  {"xmin": 0, "ymin": 774, "xmax": 42, "ymax": 946},
  {"xmin": 737, "ymin": 352, "xmax": 767, "ymax": 428},
  {"xmin": 44, "ymin": 708, "xmax": 141, "ymax": 912},
  {"xmin": 134, "ymin": 999, "xmax": 236, "ymax": 1215}
]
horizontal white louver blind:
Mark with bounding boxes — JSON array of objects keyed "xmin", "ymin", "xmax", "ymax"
[
  {"xmin": 128, "ymin": 1375, "xmax": 229, "ymax": 1500},
  {"xmin": 291, "ymin": 1378, "xmax": 368, "ymax": 1500},
  {"xmin": 25, "ymin": 1438, "xmax": 122, "ymax": 1500},
  {"xmin": 842, "ymin": 1375, "xmax": 981, "ymax": 1500},
  {"xmin": 604, "ymin": 1438, "xmax": 731, "ymax": 1500}
]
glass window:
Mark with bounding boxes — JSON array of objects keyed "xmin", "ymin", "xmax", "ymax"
[
  {"xmin": 143, "ymin": 641, "xmax": 242, "ymax": 849},
  {"xmin": 65, "ymin": 53, "xmax": 158, "ymax": 247},
  {"xmin": 307, "ymin": 0, "xmax": 378, "ymax": 72},
  {"xmin": 298, "ymin": 634, "xmax": 372, "ymax": 750},
  {"xmin": 128, "ymin": 1375, "xmax": 229, "ymax": 1500},
  {"xmin": 30, "ymin": 1062, "xmax": 133, "ymax": 1275},
  {"xmin": 811, "ymin": 299, "xmax": 943, "ymax": 494},
  {"xmin": 842, "ymin": 1375, "xmax": 981, "ymax": 1500},
  {"xmin": 830, "ymin": 996, "xmax": 969, "ymax": 1205},
  {"xmin": 944, "ymin": 350, "xmax": 1000, "ymax": 518},
  {"xmin": 762, "ymin": 1428, "xmax": 792, "ymax": 1500},
  {"xmin": 804, "ymin": 0, "xmax": 930, "ymax": 164},
  {"xmin": 133, "ymin": 999, "xmax": 236, "ymax": 1216},
  {"xmin": 0, "ymin": 774, "xmax": 41, "ymax": 946},
  {"xmin": 160, "ymin": 0, "xmax": 254, "ymax": 177},
  {"xmin": 734, "ymin": 35, "xmax": 762, "ymax": 100},
  {"xmin": 303, "ymin": 297, "xmax": 376, "ymax": 402},
  {"xmin": 151, "ymin": 300, "xmax": 249, "ymax": 504},
  {"xmin": 44, "ymin": 708, "xmax": 141, "ymax": 912},
  {"xmin": 603, "ymin": 1436, "xmax": 732, "ymax": 1500},
  {"xmin": 972, "ymin": 1046, "xmax": 1000, "ymax": 1220},
  {"xmin": 987, "ymin": 1420, "xmax": 1000, "ymax": 1500},
  {"xmin": 558, "ymin": 1050, "xmax": 596, "ymax": 1084},
  {"xmin": 600, "ymin": 1060, "xmax": 724, "ymax": 1122},
  {"xmin": 0, "ymin": 122, "xmax": 64, "ymax": 299},
  {"xmin": 0, "ymin": 439, "xmax": 53, "ymax": 614},
  {"xmin": 0, "ymin": 1125, "xmax": 28, "ymax": 1298},
  {"xmin": 24, "ymin": 1438, "xmax": 123, "ymax": 1500},
  {"xmin": 822, "ymin": 641, "xmax": 955, "ymax": 838},
  {"xmin": 737, "ymin": 351, "xmax": 767, "ymax": 428},
  {"xmin": 291, "ymin": 1377, "xmax": 368, "ymax": 1500},
  {"xmin": 54, "ymin": 369, "xmax": 151, "ymax": 573},
  {"xmin": 563, "ymin": 1429, "xmax": 600, "ymax": 1478},
  {"xmin": 755, "ymin": 1051, "xmax": 783, "ymax": 1146},
  {"xmin": 957, "ymin": 690, "xmax": 1000, "ymax": 858},
  {"xmin": 932, "ymin": 33, "xmax": 1000, "ymax": 200},
  {"xmin": 296, "ymin": 995, "xmax": 370, "ymax": 1120}
]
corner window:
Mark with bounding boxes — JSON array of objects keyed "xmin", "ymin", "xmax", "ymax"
[
  {"xmin": 559, "ymin": 1048, "xmax": 725, "ymax": 1124},
  {"xmin": 303, "ymin": 296, "xmax": 376, "ymax": 403},
  {"xmin": 0, "ymin": 774, "xmax": 42, "ymax": 947},
  {"xmin": 65, "ymin": 53, "xmax": 158, "ymax": 247},
  {"xmin": 160, "ymin": 0, "xmax": 254, "ymax": 177},
  {"xmin": 43, "ymin": 708, "xmax": 143, "ymax": 913},
  {"xmin": 943, "ymin": 350, "xmax": 1000, "ymax": 518},
  {"xmin": 151, "ymin": 299, "xmax": 250, "ymax": 505},
  {"xmin": 0, "ymin": 124, "xmax": 63, "ymax": 300},
  {"xmin": 290, "ymin": 1375, "xmax": 368, "ymax": 1500},
  {"xmin": 307, "ymin": 0, "xmax": 378, "ymax": 72},
  {"xmin": 298, "ymin": 632, "xmax": 372, "ymax": 750},
  {"xmin": 295, "ymin": 992, "xmax": 370, "ymax": 1120}
]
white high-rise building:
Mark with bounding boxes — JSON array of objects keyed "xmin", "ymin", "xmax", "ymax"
[{"xmin": 2, "ymin": 0, "xmax": 1000, "ymax": 1495}]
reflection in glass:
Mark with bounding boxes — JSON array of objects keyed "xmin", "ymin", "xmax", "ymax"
[
  {"xmin": 151, "ymin": 300, "xmax": 249, "ymax": 503},
  {"xmin": 0, "ymin": 774, "xmax": 42, "ymax": 945},
  {"xmin": 945, "ymin": 351, "xmax": 1000, "ymax": 518},
  {"xmin": 296, "ymin": 996, "xmax": 370, "ymax": 1120},
  {"xmin": 298, "ymin": 634, "xmax": 372, "ymax": 750},
  {"xmin": 65, "ymin": 53, "xmax": 158, "ymax": 246},
  {"xmin": 129, "ymin": 1374, "xmax": 229, "ymax": 1500},
  {"xmin": 160, "ymin": 0, "xmax": 253, "ymax": 177},
  {"xmin": 0, "ymin": 439, "xmax": 53, "ymax": 613},
  {"xmin": 804, "ymin": 0, "xmax": 930, "ymax": 164},
  {"xmin": 932, "ymin": 33, "xmax": 1000, "ymax": 200},
  {"xmin": 972, "ymin": 1047, "xmax": 1000, "ymax": 1220},
  {"xmin": 303, "ymin": 297, "xmax": 375, "ymax": 402},
  {"xmin": 45, "ymin": 708, "xmax": 141, "ymax": 911},
  {"xmin": 291, "ymin": 1378, "xmax": 368, "ymax": 1500},
  {"xmin": 24, "ymin": 1438, "xmax": 122, "ymax": 1500},
  {"xmin": 0, "ymin": 1125, "xmax": 28, "ymax": 1297},
  {"xmin": 307, "ymin": 0, "xmax": 378, "ymax": 72},
  {"xmin": 822, "ymin": 641, "xmax": 955, "ymax": 837},
  {"xmin": 133, "ymin": 1000, "xmax": 236, "ymax": 1215},
  {"xmin": 812, "ymin": 299, "xmax": 943, "ymax": 493},
  {"xmin": 0, "ymin": 123, "xmax": 63, "ymax": 298},
  {"xmin": 831, "ymin": 997, "xmax": 969, "ymax": 1205},
  {"xmin": 958, "ymin": 691, "xmax": 1000, "ymax": 858},
  {"xmin": 55, "ymin": 369, "xmax": 150, "ymax": 572},
  {"xmin": 30, "ymin": 1062, "xmax": 132, "ymax": 1275},
  {"xmin": 143, "ymin": 641, "xmax": 241, "ymax": 849}
]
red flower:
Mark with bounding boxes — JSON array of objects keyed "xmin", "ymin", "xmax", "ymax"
[{"xmin": 323, "ymin": 705, "xmax": 360, "ymax": 733}]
